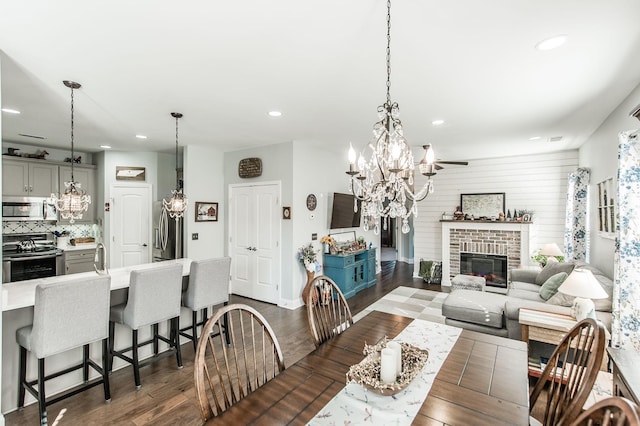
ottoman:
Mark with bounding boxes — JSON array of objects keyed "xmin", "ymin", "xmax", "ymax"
[
  {"xmin": 451, "ymin": 274, "xmax": 486, "ymax": 292},
  {"xmin": 442, "ymin": 289, "xmax": 509, "ymax": 337}
]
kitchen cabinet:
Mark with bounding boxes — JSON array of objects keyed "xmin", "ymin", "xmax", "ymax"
[
  {"xmin": 64, "ymin": 249, "xmax": 95, "ymax": 274},
  {"xmin": 58, "ymin": 165, "xmax": 97, "ymax": 223},
  {"xmin": 2, "ymin": 158, "xmax": 58, "ymax": 197},
  {"xmin": 323, "ymin": 248, "xmax": 377, "ymax": 299}
]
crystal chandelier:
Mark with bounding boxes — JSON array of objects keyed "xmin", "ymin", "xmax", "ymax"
[
  {"xmin": 163, "ymin": 112, "xmax": 188, "ymax": 219},
  {"xmin": 347, "ymin": 0, "xmax": 437, "ymax": 235},
  {"xmin": 51, "ymin": 80, "xmax": 91, "ymax": 224}
]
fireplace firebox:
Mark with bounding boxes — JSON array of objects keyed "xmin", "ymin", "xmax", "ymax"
[{"xmin": 459, "ymin": 252, "xmax": 508, "ymax": 288}]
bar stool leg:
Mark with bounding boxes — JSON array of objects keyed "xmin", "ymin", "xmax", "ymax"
[
  {"xmin": 37, "ymin": 358, "xmax": 47, "ymax": 425},
  {"xmin": 223, "ymin": 302, "xmax": 231, "ymax": 345},
  {"xmin": 101, "ymin": 338, "xmax": 111, "ymax": 402},
  {"xmin": 173, "ymin": 317, "xmax": 183, "ymax": 368},
  {"xmin": 190, "ymin": 311, "xmax": 198, "ymax": 350},
  {"xmin": 83, "ymin": 344, "xmax": 90, "ymax": 382},
  {"xmin": 18, "ymin": 346, "xmax": 27, "ymax": 408},
  {"xmin": 132, "ymin": 329, "xmax": 141, "ymax": 389},
  {"xmin": 152, "ymin": 323, "xmax": 159, "ymax": 356},
  {"xmin": 108, "ymin": 321, "xmax": 115, "ymax": 372}
]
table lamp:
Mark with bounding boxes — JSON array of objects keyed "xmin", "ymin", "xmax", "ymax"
[
  {"xmin": 557, "ymin": 268, "xmax": 608, "ymax": 321},
  {"xmin": 540, "ymin": 243, "xmax": 564, "ymax": 264}
]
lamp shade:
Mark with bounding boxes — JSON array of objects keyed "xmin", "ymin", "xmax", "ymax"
[
  {"xmin": 558, "ymin": 268, "xmax": 608, "ymax": 299},
  {"xmin": 539, "ymin": 243, "xmax": 564, "ymax": 257}
]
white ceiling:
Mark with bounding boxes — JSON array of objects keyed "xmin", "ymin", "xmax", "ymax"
[{"xmin": 1, "ymin": 0, "xmax": 640, "ymax": 162}]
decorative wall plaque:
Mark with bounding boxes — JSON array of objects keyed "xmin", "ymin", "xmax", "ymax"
[
  {"xmin": 238, "ymin": 157, "xmax": 263, "ymax": 178},
  {"xmin": 116, "ymin": 166, "xmax": 146, "ymax": 181}
]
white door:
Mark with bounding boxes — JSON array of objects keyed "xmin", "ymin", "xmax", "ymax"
[
  {"xmin": 229, "ymin": 183, "xmax": 280, "ymax": 304},
  {"xmin": 110, "ymin": 184, "xmax": 152, "ymax": 268}
]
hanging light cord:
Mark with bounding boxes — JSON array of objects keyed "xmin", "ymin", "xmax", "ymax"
[
  {"xmin": 175, "ymin": 114, "xmax": 179, "ymax": 188},
  {"xmin": 386, "ymin": 0, "xmax": 392, "ymax": 105},
  {"xmin": 70, "ymin": 85, "xmax": 76, "ymax": 182}
]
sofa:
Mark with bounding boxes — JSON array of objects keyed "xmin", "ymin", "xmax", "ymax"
[{"xmin": 442, "ymin": 260, "xmax": 613, "ymax": 340}]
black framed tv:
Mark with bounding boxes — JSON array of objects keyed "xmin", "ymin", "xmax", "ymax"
[{"xmin": 330, "ymin": 192, "xmax": 361, "ymax": 229}]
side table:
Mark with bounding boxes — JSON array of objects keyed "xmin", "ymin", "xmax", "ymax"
[
  {"xmin": 519, "ymin": 308, "xmax": 609, "ymax": 376},
  {"xmin": 607, "ymin": 347, "xmax": 640, "ymax": 405}
]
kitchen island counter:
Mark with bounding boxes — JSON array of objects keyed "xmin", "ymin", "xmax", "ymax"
[{"xmin": 2, "ymin": 258, "xmax": 191, "ymax": 312}]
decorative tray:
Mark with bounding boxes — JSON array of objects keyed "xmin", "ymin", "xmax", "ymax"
[{"xmin": 346, "ymin": 337, "xmax": 429, "ymax": 396}]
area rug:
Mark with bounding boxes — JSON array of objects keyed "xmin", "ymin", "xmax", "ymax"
[{"xmin": 353, "ymin": 286, "xmax": 447, "ymax": 324}]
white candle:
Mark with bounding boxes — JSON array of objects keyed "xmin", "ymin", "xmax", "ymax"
[
  {"xmin": 386, "ymin": 341, "xmax": 402, "ymax": 376},
  {"xmin": 380, "ymin": 348, "xmax": 396, "ymax": 384}
]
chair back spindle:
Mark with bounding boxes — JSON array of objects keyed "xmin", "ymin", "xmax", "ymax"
[
  {"xmin": 194, "ymin": 304, "xmax": 284, "ymax": 421},
  {"xmin": 306, "ymin": 276, "xmax": 353, "ymax": 348}
]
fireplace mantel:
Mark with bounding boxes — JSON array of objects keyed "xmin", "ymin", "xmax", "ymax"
[{"xmin": 441, "ymin": 221, "xmax": 532, "ymax": 286}]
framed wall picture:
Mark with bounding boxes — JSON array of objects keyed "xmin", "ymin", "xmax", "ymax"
[
  {"xmin": 460, "ymin": 192, "xmax": 505, "ymax": 219},
  {"xmin": 116, "ymin": 166, "xmax": 146, "ymax": 181},
  {"xmin": 282, "ymin": 206, "xmax": 291, "ymax": 220},
  {"xmin": 195, "ymin": 202, "xmax": 218, "ymax": 222}
]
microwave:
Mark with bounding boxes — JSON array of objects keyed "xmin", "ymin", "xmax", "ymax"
[{"xmin": 2, "ymin": 197, "xmax": 58, "ymax": 222}]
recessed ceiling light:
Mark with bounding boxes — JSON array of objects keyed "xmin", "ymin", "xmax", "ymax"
[
  {"xmin": 529, "ymin": 136, "xmax": 541, "ymax": 141},
  {"xmin": 2, "ymin": 108, "xmax": 21, "ymax": 114},
  {"xmin": 268, "ymin": 111, "xmax": 282, "ymax": 117},
  {"xmin": 100, "ymin": 145, "xmax": 112, "ymax": 149},
  {"xmin": 535, "ymin": 35, "xmax": 568, "ymax": 51},
  {"xmin": 135, "ymin": 134, "xmax": 148, "ymax": 139},
  {"xmin": 431, "ymin": 119, "xmax": 445, "ymax": 126}
]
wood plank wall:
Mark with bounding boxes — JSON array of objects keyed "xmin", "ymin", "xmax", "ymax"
[{"xmin": 412, "ymin": 150, "xmax": 579, "ymax": 276}]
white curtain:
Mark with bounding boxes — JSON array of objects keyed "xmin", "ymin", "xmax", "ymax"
[
  {"xmin": 612, "ymin": 129, "xmax": 640, "ymax": 350},
  {"xmin": 564, "ymin": 168, "xmax": 590, "ymax": 261}
]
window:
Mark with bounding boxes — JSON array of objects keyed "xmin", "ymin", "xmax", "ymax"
[{"xmin": 596, "ymin": 177, "xmax": 616, "ymax": 238}]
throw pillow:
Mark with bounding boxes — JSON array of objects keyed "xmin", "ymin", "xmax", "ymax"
[
  {"xmin": 539, "ymin": 272, "xmax": 568, "ymax": 301},
  {"xmin": 535, "ymin": 261, "xmax": 575, "ymax": 285}
]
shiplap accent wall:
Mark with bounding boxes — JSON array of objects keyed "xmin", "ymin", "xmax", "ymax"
[{"xmin": 412, "ymin": 150, "xmax": 579, "ymax": 277}]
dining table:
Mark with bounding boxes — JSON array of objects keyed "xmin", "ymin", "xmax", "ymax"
[{"xmin": 207, "ymin": 310, "xmax": 530, "ymax": 425}]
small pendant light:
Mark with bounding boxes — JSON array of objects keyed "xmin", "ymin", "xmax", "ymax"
[
  {"xmin": 51, "ymin": 80, "xmax": 91, "ymax": 223},
  {"xmin": 163, "ymin": 112, "xmax": 188, "ymax": 219}
]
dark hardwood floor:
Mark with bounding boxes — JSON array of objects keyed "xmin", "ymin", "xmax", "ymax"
[{"xmin": 6, "ymin": 261, "xmax": 437, "ymax": 425}]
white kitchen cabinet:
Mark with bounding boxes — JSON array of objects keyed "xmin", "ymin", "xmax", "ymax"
[
  {"xmin": 64, "ymin": 249, "xmax": 95, "ymax": 274},
  {"xmin": 58, "ymin": 165, "xmax": 97, "ymax": 223},
  {"xmin": 2, "ymin": 158, "xmax": 59, "ymax": 197}
]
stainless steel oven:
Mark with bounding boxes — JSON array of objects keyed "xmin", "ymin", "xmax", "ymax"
[{"xmin": 2, "ymin": 233, "xmax": 63, "ymax": 283}]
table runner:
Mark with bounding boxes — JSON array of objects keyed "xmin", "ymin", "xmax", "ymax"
[{"xmin": 308, "ymin": 319, "xmax": 462, "ymax": 425}]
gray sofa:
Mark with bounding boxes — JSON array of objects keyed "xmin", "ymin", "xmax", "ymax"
[{"xmin": 442, "ymin": 261, "xmax": 613, "ymax": 340}]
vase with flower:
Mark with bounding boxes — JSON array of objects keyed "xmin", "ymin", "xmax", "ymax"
[
  {"xmin": 298, "ymin": 243, "xmax": 321, "ymax": 304},
  {"xmin": 320, "ymin": 235, "xmax": 335, "ymax": 254}
]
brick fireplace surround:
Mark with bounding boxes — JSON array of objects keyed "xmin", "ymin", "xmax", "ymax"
[{"xmin": 441, "ymin": 221, "xmax": 532, "ymax": 287}]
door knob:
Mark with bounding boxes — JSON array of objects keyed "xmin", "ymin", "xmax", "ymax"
[{"xmin": 142, "ymin": 243, "xmax": 148, "ymax": 247}]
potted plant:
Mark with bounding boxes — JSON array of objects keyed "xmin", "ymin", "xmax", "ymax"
[
  {"xmin": 320, "ymin": 235, "xmax": 335, "ymax": 254},
  {"xmin": 298, "ymin": 243, "xmax": 321, "ymax": 304}
]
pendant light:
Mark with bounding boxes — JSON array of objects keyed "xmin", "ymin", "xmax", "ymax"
[
  {"xmin": 163, "ymin": 112, "xmax": 188, "ymax": 219},
  {"xmin": 51, "ymin": 80, "xmax": 91, "ymax": 224},
  {"xmin": 346, "ymin": 0, "xmax": 436, "ymax": 235}
]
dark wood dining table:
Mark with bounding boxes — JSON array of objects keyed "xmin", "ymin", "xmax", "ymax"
[{"xmin": 206, "ymin": 310, "xmax": 530, "ymax": 425}]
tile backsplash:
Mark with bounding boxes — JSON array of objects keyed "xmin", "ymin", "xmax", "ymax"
[{"xmin": 2, "ymin": 221, "xmax": 100, "ymax": 239}]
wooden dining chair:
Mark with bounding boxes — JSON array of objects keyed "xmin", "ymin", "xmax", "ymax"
[
  {"xmin": 529, "ymin": 317, "xmax": 607, "ymax": 426},
  {"xmin": 193, "ymin": 303, "xmax": 285, "ymax": 422},
  {"xmin": 570, "ymin": 397, "xmax": 640, "ymax": 426},
  {"xmin": 306, "ymin": 275, "xmax": 354, "ymax": 348}
]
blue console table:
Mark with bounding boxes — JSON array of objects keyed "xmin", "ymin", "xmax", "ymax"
[{"xmin": 323, "ymin": 248, "xmax": 376, "ymax": 299}]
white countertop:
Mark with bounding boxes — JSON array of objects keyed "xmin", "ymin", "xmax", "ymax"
[
  {"xmin": 61, "ymin": 243, "xmax": 98, "ymax": 251},
  {"xmin": 2, "ymin": 258, "xmax": 192, "ymax": 312}
]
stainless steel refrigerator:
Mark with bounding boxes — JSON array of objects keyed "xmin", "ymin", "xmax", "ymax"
[{"xmin": 152, "ymin": 201, "xmax": 183, "ymax": 261}]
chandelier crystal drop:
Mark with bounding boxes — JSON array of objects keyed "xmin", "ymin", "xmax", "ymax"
[
  {"xmin": 51, "ymin": 81, "xmax": 91, "ymax": 224},
  {"xmin": 347, "ymin": 0, "xmax": 437, "ymax": 235},
  {"xmin": 163, "ymin": 112, "xmax": 188, "ymax": 219}
]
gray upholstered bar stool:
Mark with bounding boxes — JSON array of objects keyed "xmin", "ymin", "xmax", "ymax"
[
  {"xmin": 179, "ymin": 257, "xmax": 231, "ymax": 350},
  {"xmin": 17, "ymin": 275, "xmax": 112, "ymax": 425},
  {"xmin": 108, "ymin": 263, "xmax": 183, "ymax": 389}
]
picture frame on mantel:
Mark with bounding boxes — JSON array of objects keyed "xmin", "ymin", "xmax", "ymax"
[{"xmin": 460, "ymin": 192, "xmax": 505, "ymax": 219}]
